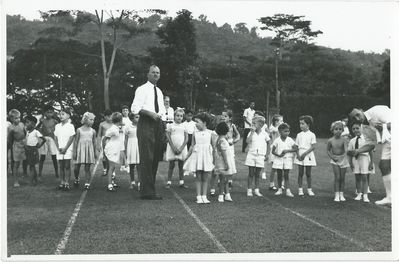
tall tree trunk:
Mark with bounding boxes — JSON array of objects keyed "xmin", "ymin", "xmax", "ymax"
[{"xmin": 104, "ymin": 77, "xmax": 110, "ymax": 110}]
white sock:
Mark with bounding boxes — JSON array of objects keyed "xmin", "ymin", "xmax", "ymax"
[
  {"xmin": 167, "ymin": 181, "xmax": 171, "ymax": 185},
  {"xmin": 270, "ymin": 182, "xmax": 275, "ymax": 187},
  {"xmin": 254, "ymin": 188, "xmax": 260, "ymax": 193},
  {"xmin": 179, "ymin": 180, "xmax": 184, "ymax": 185},
  {"xmin": 382, "ymin": 174, "xmax": 391, "ymax": 199}
]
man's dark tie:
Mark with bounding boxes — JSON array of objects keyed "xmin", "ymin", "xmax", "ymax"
[
  {"xmin": 154, "ymin": 85, "xmax": 159, "ymax": 113},
  {"xmin": 355, "ymin": 135, "xmax": 360, "ymax": 149}
]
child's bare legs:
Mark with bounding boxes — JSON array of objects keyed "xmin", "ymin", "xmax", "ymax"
[
  {"xmin": 247, "ymin": 167, "xmax": 254, "ymax": 195},
  {"xmin": 107, "ymin": 161, "xmax": 117, "ymax": 189},
  {"xmin": 22, "ymin": 160, "xmax": 28, "ymax": 177},
  {"xmin": 283, "ymin": 170, "xmax": 290, "ymax": 189},
  {"xmin": 195, "ymin": 171, "xmax": 202, "ymax": 197},
  {"xmin": 218, "ymin": 174, "xmax": 225, "ymax": 195},
  {"xmin": 209, "ymin": 171, "xmax": 217, "ymax": 195},
  {"xmin": 39, "ymin": 155, "xmax": 46, "ymax": 177},
  {"xmin": 178, "ymin": 160, "xmax": 186, "ymax": 186},
  {"xmin": 254, "ymin": 167, "xmax": 261, "ymax": 188},
  {"xmin": 305, "ymin": 166, "xmax": 312, "ymax": 188},
  {"xmin": 64, "ymin": 160, "xmax": 71, "ymax": 185},
  {"xmin": 224, "ymin": 175, "xmax": 232, "ymax": 195},
  {"xmin": 298, "ymin": 165, "xmax": 304, "ymax": 189},
  {"xmin": 129, "ymin": 164, "xmax": 135, "ymax": 184},
  {"xmin": 355, "ymin": 174, "xmax": 362, "ymax": 194},
  {"xmin": 339, "ymin": 167, "xmax": 346, "ymax": 192},
  {"xmin": 167, "ymin": 161, "xmax": 175, "ymax": 185},
  {"xmin": 74, "ymin": 163, "xmax": 81, "ymax": 182},
  {"xmin": 201, "ymin": 172, "xmax": 209, "ymax": 196},
  {"xmin": 59, "ymin": 160, "xmax": 65, "ymax": 186},
  {"xmin": 277, "ymin": 169, "xmax": 283, "ymax": 188},
  {"xmin": 84, "ymin": 164, "xmax": 91, "ymax": 184},
  {"xmin": 12, "ymin": 161, "xmax": 21, "ymax": 186},
  {"xmin": 269, "ymin": 168, "xmax": 277, "ymax": 189},
  {"xmin": 332, "ymin": 165, "xmax": 340, "ymax": 193},
  {"xmin": 29, "ymin": 165, "xmax": 38, "ymax": 184}
]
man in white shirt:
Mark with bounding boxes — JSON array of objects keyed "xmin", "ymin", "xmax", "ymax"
[
  {"xmin": 131, "ymin": 65, "xmax": 166, "ymax": 200},
  {"xmin": 161, "ymin": 96, "xmax": 174, "ymax": 125},
  {"xmin": 242, "ymin": 101, "xmax": 256, "ymax": 153},
  {"xmin": 348, "ymin": 105, "xmax": 391, "ymax": 205}
]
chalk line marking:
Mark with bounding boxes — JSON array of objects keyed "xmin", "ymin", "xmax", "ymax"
[
  {"xmin": 54, "ymin": 157, "xmax": 101, "ymax": 255},
  {"xmin": 169, "ymin": 188, "xmax": 229, "ymax": 253},
  {"xmin": 235, "ymin": 159, "xmax": 374, "ymax": 252}
]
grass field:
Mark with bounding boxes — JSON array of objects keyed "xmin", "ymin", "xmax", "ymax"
[{"xmin": 6, "ymin": 139, "xmax": 391, "ymax": 256}]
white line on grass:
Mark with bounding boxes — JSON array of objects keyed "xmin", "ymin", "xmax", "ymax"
[
  {"xmin": 54, "ymin": 157, "xmax": 101, "ymax": 255},
  {"xmin": 170, "ymin": 188, "xmax": 229, "ymax": 253},
  {"xmin": 235, "ymin": 159, "xmax": 374, "ymax": 252}
]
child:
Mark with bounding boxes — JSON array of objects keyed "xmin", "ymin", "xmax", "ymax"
[
  {"xmin": 223, "ymin": 109, "xmax": 239, "ymax": 188},
  {"xmin": 54, "ymin": 108, "xmax": 76, "ymax": 190},
  {"xmin": 245, "ymin": 116, "xmax": 270, "ymax": 197},
  {"xmin": 24, "ymin": 115, "xmax": 46, "ymax": 185},
  {"xmin": 348, "ymin": 122, "xmax": 374, "ymax": 203},
  {"xmin": 210, "ymin": 110, "xmax": 239, "ymax": 194},
  {"xmin": 214, "ymin": 122, "xmax": 234, "ymax": 202},
  {"xmin": 184, "ymin": 112, "xmax": 215, "ymax": 204},
  {"xmin": 97, "ymin": 109, "xmax": 113, "ymax": 176},
  {"xmin": 73, "ymin": 112, "xmax": 97, "ymax": 190},
  {"xmin": 295, "ymin": 115, "xmax": 317, "ymax": 196},
  {"xmin": 37, "ymin": 106, "xmax": 59, "ymax": 180},
  {"xmin": 102, "ymin": 112, "xmax": 124, "ymax": 192},
  {"xmin": 165, "ymin": 108, "xmax": 189, "ymax": 188},
  {"xmin": 7, "ymin": 109, "xmax": 27, "ymax": 187},
  {"xmin": 183, "ymin": 109, "xmax": 196, "ymax": 150},
  {"xmin": 327, "ymin": 121, "xmax": 350, "ymax": 202},
  {"xmin": 125, "ymin": 112, "xmax": 140, "ymax": 190},
  {"xmin": 267, "ymin": 114, "xmax": 284, "ymax": 189},
  {"xmin": 121, "ymin": 105, "xmax": 132, "ymax": 127},
  {"xmin": 341, "ymin": 116, "xmax": 350, "ymax": 140},
  {"xmin": 271, "ymin": 123, "xmax": 297, "ymax": 197}
]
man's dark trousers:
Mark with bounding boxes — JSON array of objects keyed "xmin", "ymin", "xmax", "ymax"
[
  {"xmin": 137, "ymin": 114, "xmax": 163, "ymax": 197},
  {"xmin": 242, "ymin": 128, "xmax": 250, "ymax": 153}
]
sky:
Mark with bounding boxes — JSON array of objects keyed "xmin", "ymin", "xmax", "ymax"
[{"xmin": 3, "ymin": 0, "xmax": 398, "ymax": 53}]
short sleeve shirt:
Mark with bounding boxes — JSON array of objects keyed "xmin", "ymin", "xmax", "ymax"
[
  {"xmin": 295, "ymin": 131, "xmax": 316, "ymax": 151},
  {"xmin": 348, "ymin": 135, "xmax": 369, "ymax": 157},
  {"xmin": 54, "ymin": 122, "xmax": 75, "ymax": 148},
  {"xmin": 272, "ymin": 137, "xmax": 296, "ymax": 159},
  {"xmin": 243, "ymin": 108, "xmax": 255, "ymax": 129},
  {"xmin": 26, "ymin": 129, "xmax": 43, "ymax": 146},
  {"xmin": 183, "ymin": 121, "xmax": 196, "ymax": 135},
  {"xmin": 247, "ymin": 130, "xmax": 270, "ymax": 155}
]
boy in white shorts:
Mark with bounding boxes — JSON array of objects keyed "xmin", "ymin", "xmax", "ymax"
[
  {"xmin": 271, "ymin": 123, "xmax": 297, "ymax": 197},
  {"xmin": 245, "ymin": 116, "xmax": 270, "ymax": 197}
]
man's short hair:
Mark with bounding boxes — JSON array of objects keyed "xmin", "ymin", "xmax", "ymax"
[{"xmin": 121, "ymin": 105, "xmax": 129, "ymax": 110}]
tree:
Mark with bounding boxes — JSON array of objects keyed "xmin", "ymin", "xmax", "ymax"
[
  {"xmin": 234, "ymin": 22, "xmax": 249, "ymax": 34},
  {"xmin": 149, "ymin": 9, "xmax": 198, "ymax": 109},
  {"xmin": 39, "ymin": 10, "xmax": 165, "ymax": 110},
  {"xmin": 259, "ymin": 14, "xmax": 322, "ymax": 113}
]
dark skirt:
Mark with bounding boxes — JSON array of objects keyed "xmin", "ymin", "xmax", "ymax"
[{"xmin": 26, "ymin": 146, "xmax": 39, "ymax": 165}]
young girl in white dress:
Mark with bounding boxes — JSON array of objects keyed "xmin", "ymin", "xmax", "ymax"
[
  {"xmin": 268, "ymin": 114, "xmax": 284, "ymax": 190},
  {"xmin": 73, "ymin": 112, "xmax": 97, "ymax": 190},
  {"xmin": 165, "ymin": 108, "xmax": 188, "ymax": 188},
  {"xmin": 125, "ymin": 113, "xmax": 140, "ymax": 190},
  {"xmin": 214, "ymin": 122, "xmax": 235, "ymax": 202},
  {"xmin": 295, "ymin": 115, "xmax": 317, "ymax": 196},
  {"xmin": 102, "ymin": 112, "xmax": 124, "ymax": 192},
  {"xmin": 184, "ymin": 113, "xmax": 215, "ymax": 204}
]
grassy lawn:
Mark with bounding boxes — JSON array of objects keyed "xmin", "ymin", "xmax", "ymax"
[{"xmin": 6, "ymin": 138, "xmax": 391, "ymax": 256}]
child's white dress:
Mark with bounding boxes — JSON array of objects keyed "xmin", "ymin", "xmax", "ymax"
[
  {"xmin": 214, "ymin": 137, "xmax": 236, "ymax": 175},
  {"xmin": 104, "ymin": 125, "xmax": 123, "ymax": 164},
  {"xmin": 183, "ymin": 130, "xmax": 214, "ymax": 172},
  {"xmin": 294, "ymin": 130, "xmax": 317, "ymax": 166},
  {"xmin": 125, "ymin": 125, "xmax": 139, "ymax": 165},
  {"xmin": 54, "ymin": 122, "xmax": 75, "ymax": 160},
  {"xmin": 75, "ymin": 128, "xmax": 95, "ymax": 164},
  {"xmin": 165, "ymin": 123, "xmax": 188, "ymax": 161}
]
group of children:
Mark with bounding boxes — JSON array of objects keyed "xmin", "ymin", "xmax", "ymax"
[{"xmin": 7, "ymin": 105, "xmax": 375, "ymax": 204}]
